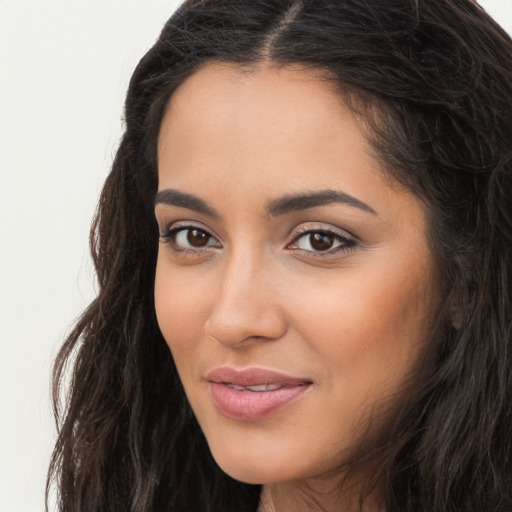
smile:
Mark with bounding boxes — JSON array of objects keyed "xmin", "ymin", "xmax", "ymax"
[{"xmin": 206, "ymin": 367, "xmax": 312, "ymax": 420}]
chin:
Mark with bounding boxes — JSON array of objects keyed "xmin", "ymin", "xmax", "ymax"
[
  {"xmin": 219, "ymin": 464, "xmax": 273, "ymax": 485},
  {"xmin": 207, "ymin": 439, "xmax": 301, "ymax": 485}
]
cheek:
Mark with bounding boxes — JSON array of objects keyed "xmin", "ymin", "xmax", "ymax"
[
  {"xmin": 286, "ymin": 257, "xmax": 434, "ymax": 391},
  {"xmin": 154, "ymin": 258, "xmax": 212, "ymax": 354}
]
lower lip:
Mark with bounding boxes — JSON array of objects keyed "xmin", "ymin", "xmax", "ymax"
[{"xmin": 210, "ymin": 382, "xmax": 310, "ymax": 420}]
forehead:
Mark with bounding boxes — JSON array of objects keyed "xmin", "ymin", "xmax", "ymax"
[
  {"xmin": 161, "ymin": 61, "xmax": 347, "ymax": 134},
  {"xmin": 156, "ymin": 62, "xmax": 424, "ymax": 231},
  {"xmin": 158, "ymin": 62, "xmax": 375, "ymax": 187}
]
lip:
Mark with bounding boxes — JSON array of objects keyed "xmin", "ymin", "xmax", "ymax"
[{"xmin": 206, "ymin": 367, "xmax": 312, "ymax": 420}]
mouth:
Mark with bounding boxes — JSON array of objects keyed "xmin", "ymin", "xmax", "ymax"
[{"xmin": 206, "ymin": 367, "xmax": 312, "ymax": 420}]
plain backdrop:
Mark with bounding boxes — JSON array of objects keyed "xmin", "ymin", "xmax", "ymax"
[{"xmin": 0, "ymin": 1, "xmax": 510, "ymax": 511}]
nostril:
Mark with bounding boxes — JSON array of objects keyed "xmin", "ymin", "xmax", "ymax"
[{"xmin": 204, "ymin": 311, "xmax": 286, "ymax": 349}]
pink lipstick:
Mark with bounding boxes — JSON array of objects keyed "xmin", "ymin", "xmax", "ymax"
[{"xmin": 206, "ymin": 367, "xmax": 311, "ymax": 420}]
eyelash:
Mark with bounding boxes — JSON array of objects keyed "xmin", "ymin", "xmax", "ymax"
[
  {"xmin": 158, "ymin": 224, "xmax": 357, "ymax": 258},
  {"xmin": 287, "ymin": 226, "xmax": 357, "ymax": 257},
  {"xmin": 159, "ymin": 225, "xmax": 221, "ymax": 255}
]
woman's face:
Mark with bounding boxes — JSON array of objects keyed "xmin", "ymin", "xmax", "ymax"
[{"xmin": 154, "ymin": 63, "xmax": 437, "ymax": 485}]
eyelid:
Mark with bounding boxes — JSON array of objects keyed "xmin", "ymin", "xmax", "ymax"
[
  {"xmin": 159, "ymin": 220, "xmax": 217, "ymax": 238},
  {"xmin": 159, "ymin": 221, "xmax": 222, "ymax": 252},
  {"xmin": 288, "ymin": 222, "xmax": 357, "ymax": 241},
  {"xmin": 286, "ymin": 223, "xmax": 358, "ymax": 255}
]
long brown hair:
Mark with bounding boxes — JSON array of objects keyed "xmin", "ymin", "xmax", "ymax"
[{"xmin": 47, "ymin": 1, "xmax": 512, "ymax": 510}]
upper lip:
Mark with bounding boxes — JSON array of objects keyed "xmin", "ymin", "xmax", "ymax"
[{"xmin": 206, "ymin": 367, "xmax": 312, "ymax": 387}]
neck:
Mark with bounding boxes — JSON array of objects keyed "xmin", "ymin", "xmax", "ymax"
[{"xmin": 257, "ymin": 480, "xmax": 384, "ymax": 512}]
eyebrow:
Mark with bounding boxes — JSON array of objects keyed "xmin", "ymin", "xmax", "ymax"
[
  {"xmin": 154, "ymin": 189, "xmax": 220, "ymax": 218},
  {"xmin": 266, "ymin": 189, "xmax": 377, "ymax": 217},
  {"xmin": 154, "ymin": 187, "xmax": 377, "ymax": 219}
]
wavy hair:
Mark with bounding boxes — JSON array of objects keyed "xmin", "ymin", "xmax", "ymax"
[{"xmin": 47, "ymin": 1, "xmax": 512, "ymax": 511}]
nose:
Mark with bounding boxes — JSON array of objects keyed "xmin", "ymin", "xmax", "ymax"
[{"xmin": 204, "ymin": 251, "xmax": 287, "ymax": 349}]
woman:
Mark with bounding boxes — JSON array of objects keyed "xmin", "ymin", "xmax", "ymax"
[{"xmin": 47, "ymin": 1, "xmax": 512, "ymax": 511}]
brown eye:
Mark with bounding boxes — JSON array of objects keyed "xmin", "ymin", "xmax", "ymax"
[
  {"xmin": 288, "ymin": 228, "xmax": 356, "ymax": 255},
  {"xmin": 187, "ymin": 228, "xmax": 210, "ymax": 247},
  {"xmin": 160, "ymin": 226, "xmax": 220, "ymax": 252},
  {"xmin": 309, "ymin": 232, "xmax": 334, "ymax": 251}
]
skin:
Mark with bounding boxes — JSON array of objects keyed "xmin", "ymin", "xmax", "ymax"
[{"xmin": 154, "ymin": 62, "xmax": 438, "ymax": 512}]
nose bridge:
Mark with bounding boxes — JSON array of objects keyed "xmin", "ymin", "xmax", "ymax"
[{"xmin": 205, "ymin": 244, "xmax": 286, "ymax": 347}]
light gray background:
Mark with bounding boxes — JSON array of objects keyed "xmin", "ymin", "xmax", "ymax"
[{"xmin": 1, "ymin": 1, "xmax": 510, "ymax": 511}]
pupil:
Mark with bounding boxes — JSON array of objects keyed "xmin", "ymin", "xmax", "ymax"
[
  {"xmin": 310, "ymin": 232, "xmax": 333, "ymax": 251},
  {"xmin": 187, "ymin": 229, "xmax": 209, "ymax": 247}
]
